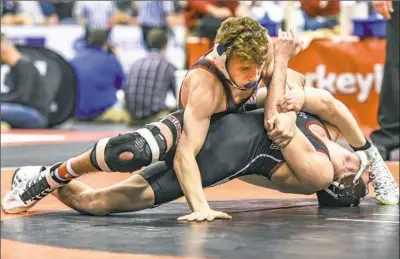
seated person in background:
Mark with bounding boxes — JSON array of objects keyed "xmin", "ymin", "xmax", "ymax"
[
  {"xmin": 37, "ymin": 1, "xmax": 59, "ymax": 25},
  {"xmin": 1, "ymin": 0, "xmax": 31, "ymax": 25},
  {"xmin": 69, "ymin": 28, "xmax": 130, "ymax": 124},
  {"xmin": 52, "ymin": 0, "xmax": 75, "ymax": 24},
  {"xmin": 184, "ymin": 0, "xmax": 239, "ymax": 41},
  {"xmin": 124, "ymin": 29, "xmax": 177, "ymax": 125},
  {"xmin": 135, "ymin": 1, "xmax": 182, "ymax": 49},
  {"xmin": 112, "ymin": 0, "xmax": 137, "ymax": 25},
  {"xmin": 0, "ymin": 34, "xmax": 50, "ymax": 129},
  {"xmin": 300, "ymin": 0, "xmax": 340, "ymax": 32},
  {"xmin": 16, "ymin": 1, "xmax": 57, "ymax": 25},
  {"xmin": 73, "ymin": 1, "xmax": 116, "ymax": 29}
]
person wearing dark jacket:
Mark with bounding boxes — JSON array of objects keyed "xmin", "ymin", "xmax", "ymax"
[{"xmin": 0, "ymin": 34, "xmax": 50, "ymax": 129}]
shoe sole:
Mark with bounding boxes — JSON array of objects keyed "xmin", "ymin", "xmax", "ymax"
[
  {"xmin": 375, "ymin": 196, "xmax": 399, "ymax": 206},
  {"xmin": 2, "ymin": 168, "xmax": 38, "ymax": 214},
  {"xmin": 1, "ymin": 191, "xmax": 37, "ymax": 214}
]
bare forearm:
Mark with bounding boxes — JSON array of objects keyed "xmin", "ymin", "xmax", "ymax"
[
  {"xmin": 264, "ymin": 59, "xmax": 289, "ymax": 119},
  {"xmin": 280, "ymin": 128, "xmax": 333, "ymax": 190},
  {"xmin": 174, "ymin": 154, "xmax": 210, "ymax": 211}
]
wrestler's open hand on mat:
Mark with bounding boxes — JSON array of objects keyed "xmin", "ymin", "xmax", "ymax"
[
  {"xmin": 277, "ymin": 88, "xmax": 305, "ymax": 113},
  {"xmin": 266, "ymin": 112, "xmax": 297, "ymax": 148},
  {"xmin": 177, "ymin": 208, "xmax": 232, "ymax": 222}
]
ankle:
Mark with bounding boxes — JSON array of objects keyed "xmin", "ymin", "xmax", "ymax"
[
  {"xmin": 350, "ymin": 138, "xmax": 371, "ymax": 152},
  {"xmin": 48, "ymin": 160, "xmax": 80, "ymax": 187}
]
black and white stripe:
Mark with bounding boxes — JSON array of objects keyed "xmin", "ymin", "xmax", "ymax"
[
  {"xmin": 137, "ymin": 1, "xmax": 174, "ymax": 28},
  {"xmin": 124, "ymin": 52, "xmax": 176, "ymax": 120},
  {"xmin": 73, "ymin": 1, "xmax": 116, "ymax": 28}
]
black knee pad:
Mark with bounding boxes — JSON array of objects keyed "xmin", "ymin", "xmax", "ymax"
[{"xmin": 90, "ymin": 125, "xmax": 167, "ymax": 172}]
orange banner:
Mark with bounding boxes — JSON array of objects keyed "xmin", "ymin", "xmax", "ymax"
[{"xmin": 289, "ymin": 38, "xmax": 386, "ymax": 129}]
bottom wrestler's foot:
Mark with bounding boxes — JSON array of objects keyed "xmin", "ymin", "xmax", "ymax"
[
  {"xmin": 2, "ymin": 163, "xmax": 63, "ymax": 214},
  {"xmin": 365, "ymin": 145, "xmax": 399, "ymax": 205}
]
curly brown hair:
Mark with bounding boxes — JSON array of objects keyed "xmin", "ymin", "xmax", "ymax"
[{"xmin": 215, "ymin": 17, "xmax": 269, "ymax": 65}]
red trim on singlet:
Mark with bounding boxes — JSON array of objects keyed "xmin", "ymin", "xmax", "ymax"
[
  {"xmin": 267, "ymin": 119, "xmax": 332, "ymax": 180},
  {"xmin": 305, "ymin": 121, "xmax": 331, "ymax": 159},
  {"xmin": 267, "ymin": 161, "xmax": 285, "ymax": 180}
]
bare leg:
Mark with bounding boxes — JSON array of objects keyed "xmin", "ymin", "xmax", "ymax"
[
  {"xmin": 69, "ymin": 122, "xmax": 174, "ymax": 176},
  {"xmin": 303, "ymin": 87, "xmax": 366, "ymax": 148},
  {"xmin": 52, "ymin": 174, "xmax": 155, "ymax": 215}
]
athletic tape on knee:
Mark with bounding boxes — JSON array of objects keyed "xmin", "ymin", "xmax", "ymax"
[
  {"xmin": 95, "ymin": 137, "xmax": 112, "ymax": 172},
  {"xmin": 135, "ymin": 128, "xmax": 160, "ymax": 164},
  {"xmin": 91, "ymin": 126, "xmax": 167, "ymax": 172}
]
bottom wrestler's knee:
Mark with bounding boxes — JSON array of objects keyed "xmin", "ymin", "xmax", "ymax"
[{"xmin": 89, "ymin": 125, "xmax": 167, "ymax": 172}]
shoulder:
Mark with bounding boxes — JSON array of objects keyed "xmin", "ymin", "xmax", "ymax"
[
  {"xmin": 184, "ymin": 68, "xmax": 224, "ymax": 113},
  {"xmin": 185, "ymin": 68, "xmax": 222, "ymax": 93}
]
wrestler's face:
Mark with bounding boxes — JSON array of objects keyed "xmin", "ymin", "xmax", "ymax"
[
  {"xmin": 328, "ymin": 141, "xmax": 372, "ymax": 184},
  {"xmin": 226, "ymin": 55, "xmax": 264, "ymax": 89}
]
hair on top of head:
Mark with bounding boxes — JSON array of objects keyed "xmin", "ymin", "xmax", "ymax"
[
  {"xmin": 215, "ymin": 17, "xmax": 269, "ymax": 65},
  {"xmin": 147, "ymin": 29, "xmax": 168, "ymax": 50}
]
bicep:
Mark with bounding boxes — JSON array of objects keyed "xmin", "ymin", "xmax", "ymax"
[
  {"xmin": 178, "ymin": 107, "xmax": 211, "ymax": 156},
  {"xmin": 176, "ymin": 76, "xmax": 220, "ymax": 156}
]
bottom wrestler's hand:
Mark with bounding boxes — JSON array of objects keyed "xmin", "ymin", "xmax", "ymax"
[{"xmin": 177, "ymin": 209, "xmax": 232, "ymax": 222}]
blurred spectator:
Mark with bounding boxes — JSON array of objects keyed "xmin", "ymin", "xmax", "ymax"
[
  {"xmin": 38, "ymin": 1, "xmax": 59, "ymax": 25},
  {"xmin": 370, "ymin": 1, "xmax": 399, "ymax": 160},
  {"xmin": 73, "ymin": 1, "xmax": 116, "ymax": 28},
  {"xmin": 124, "ymin": 29, "xmax": 177, "ymax": 125},
  {"xmin": 300, "ymin": 0, "xmax": 340, "ymax": 31},
  {"xmin": 69, "ymin": 28, "xmax": 130, "ymax": 124},
  {"xmin": 236, "ymin": 1, "xmax": 286, "ymax": 30},
  {"xmin": 53, "ymin": 0, "xmax": 75, "ymax": 24},
  {"xmin": 184, "ymin": 1, "xmax": 239, "ymax": 41},
  {"xmin": 113, "ymin": 0, "xmax": 137, "ymax": 25},
  {"xmin": 1, "ymin": 0, "xmax": 31, "ymax": 25},
  {"xmin": 17, "ymin": 1, "xmax": 46, "ymax": 25},
  {"xmin": 0, "ymin": 34, "xmax": 50, "ymax": 129},
  {"xmin": 136, "ymin": 1, "xmax": 183, "ymax": 49}
]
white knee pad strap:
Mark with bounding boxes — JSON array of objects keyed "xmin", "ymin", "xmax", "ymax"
[
  {"xmin": 96, "ymin": 138, "xmax": 112, "ymax": 172},
  {"xmin": 135, "ymin": 128, "xmax": 160, "ymax": 163}
]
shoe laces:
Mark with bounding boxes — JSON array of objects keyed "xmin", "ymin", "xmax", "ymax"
[{"xmin": 20, "ymin": 170, "xmax": 51, "ymax": 202}]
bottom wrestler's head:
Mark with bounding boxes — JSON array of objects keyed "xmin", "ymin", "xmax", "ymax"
[{"xmin": 316, "ymin": 174, "xmax": 367, "ymax": 207}]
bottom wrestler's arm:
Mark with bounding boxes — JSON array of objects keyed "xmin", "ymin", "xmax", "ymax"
[
  {"xmin": 277, "ymin": 127, "xmax": 334, "ymax": 191},
  {"xmin": 239, "ymin": 165, "xmax": 318, "ymax": 195}
]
